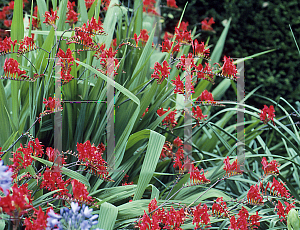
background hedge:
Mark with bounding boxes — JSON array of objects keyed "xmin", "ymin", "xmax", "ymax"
[{"xmin": 162, "ymin": 0, "xmax": 300, "ymax": 109}]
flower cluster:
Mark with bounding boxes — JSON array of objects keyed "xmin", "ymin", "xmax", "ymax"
[
  {"xmin": 43, "ymin": 10, "xmax": 59, "ymax": 27},
  {"xmin": 0, "ymin": 183, "xmax": 33, "ymax": 217},
  {"xmin": 76, "ymin": 140, "xmax": 112, "ymax": 181},
  {"xmin": 3, "ymin": 58, "xmax": 27, "ymax": 79},
  {"xmin": 193, "ymin": 203, "xmax": 211, "ymax": 229},
  {"xmin": 143, "ymin": 0, "xmax": 159, "ymax": 15},
  {"xmin": 188, "ymin": 164, "xmax": 210, "ymax": 185},
  {"xmin": 247, "ymin": 184, "xmax": 264, "ymax": 205},
  {"xmin": 260, "ymin": 178, "xmax": 291, "ymax": 199},
  {"xmin": 151, "ymin": 60, "xmax": 171, "ymax": 84},
  {"xmin": 18, "ymin": 35, "xmax": 36, "ymax": 55},
  {"xmin": 167, "ymin": 0, "xmax": 178, "ymax": 8},
  {"xmin": 275, "ymin": 200, "xmax": 295, "ymax": 222},
  {"xmin": 260, "ymin": 105, "xmax": 275, "ymax": 125},
  {"xmin": 138, "ymin": 198, "xmax": 186, "ymax": 229},
  {"xmin": 24, "ymin": 206, "xmax": 51, "ymax": 230},
  {"xmin": 211, "ymin": 197, "xmax": 228, "ymax": 218},
  {"xmin": 47, "ymin": 202, "xmax": 100, "ymax": 230},
  {"xmin": 134, "ymin": 29, "xmax": 149, "ymax": 47},
  {"xmin": 43, "ymin": 97, "xmax": 63, "ymax": 112},
  {"xmin": 201, "ymin": 17, "xmax": 215, "ymax": 31},
  {"xmin": 223, "ymin": 156, "xmax": 243, "ymax": 177},
  {"xmin": 157, "ymin": 107, "xmax": 177, "ymax": 129},
  {"xmin": 221, "ymin": 56, "xmax": 238, "ymax": 79},
  {"xmin": 171, "ymin": 74, "xmax": 195, "ymax": 95},
  {"xmin": 66, "ymin": 1, "xmax": 79, "ymax": 26},
  {"xmin": 57, "ymin": 48, "xmax": 75, "ymax": 84},
  {"xmin": 0, "ymin": 37, "xmax": 17, "ymax": 54},
  {"xmin": 261, "ymin": 157, "xmax": 280, "ymax": 175},
  {"xmin": 229, "ymin": 207, "xmax": 262, "ymax": 230},
  {"xmin": 160, "ymin": 137, "xmax": 184, "ymax": 169},
  {"xmin": 72, "ymin": 179, "xmax": 94, "ymax": 203}
]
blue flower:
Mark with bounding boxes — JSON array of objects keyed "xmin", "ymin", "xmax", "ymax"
[
  {"xmin": 47, "ymin": 202, "xmax": 99, "ymax": 230},
  {"xmin": 0, "ymin": 160, "xmax": 12, "ymax": 196}
]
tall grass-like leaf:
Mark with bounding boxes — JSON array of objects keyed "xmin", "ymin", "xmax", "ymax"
[
  {"xmin": 76, "ymin": 60, "xmax": 141, "ymax": 169},
  {"xmin": 133, "ymin": 130, "xmax": 165, "ymax": 200},
  {"xmin": 95, "ymin": 202, "xmax": 118, "ymax": 230}
]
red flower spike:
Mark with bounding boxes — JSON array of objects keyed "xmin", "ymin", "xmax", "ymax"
[
  {"xmin": 0, "ymin": 37, "xmax": 17, "ymax": 53},
  {"xmin": 247, "ymin": 184, "xmax": 263, "ymax": 205},
  {"xmin": 192, "ymin": 106, "xmax": 207, "ymax": 121},
  {"xmin": 24, "ymin": 206, "xmax": 51, "ymax": 230},
  {"xmin": 85, "ymin": 0, "xmax": 95, "ymax": 9},
  {"xmin": 18, "ymin": 35, "xmax": 36, "ymax": 55},
  {"xmin": 43, "ymin": 97, "xmax": 62, "ymax": 112},
  {"xmin": 173, "ymin": 137, "xmax": 183, "ymax": 148},
  {"xmin": 221, "ymin": 56, "xmax": 238, "ymax": 79},
  {"xmin": 261, "ymin": 157, "xmax": 279, "ymax": 175},
  {"xmin": 201, "ymin": 17, "xmax": 215, "ymax": 31},
  {"xmin": 260, "ymin": 105, "xmax": 275, "ymax": 125},
  {"xmin": 200, "ymin": 89, "xmax": 214, "ymax": 101},
  {"xmin": 237, "ymin": 207, "xmax": 249, "ymax": 230},
  {"xmin": 45, "ymin": 147, "xmax": 66, "ymax": 165},
  {"xmin": 211, "ymin": 197, "xmax": 228, "ymax": 218},
  {"xmin": 151, "ymin": 60, "xmax": 171, "ymax": 84},
  {"xmin": 66, "ymin": 9, "xmax": 79, "ymax": 26},
  {"xmin": 138, "ymin": 29, "xmax": 149, "ymax": 46},
  {"xmin": 40, "ymin": 167, "xmax": 71, "ymax": 196},
  {"xmin": 229, "ymin": 215, "xmax": 238, "ymax": 230},
  {"xmin": 249, "ymin": 211, "xmax": 262, "ymax": 229},
  {"xmin": 28, "ymin": 138, "xmax": 44, "ymax": 157},
  {"xmin": 223, "ymin": 156, "xmax": 243, "ymax": 177},
  {"xmin": 71, "ymin": 179, "xmax": 94, "ymax": 203},
  {"xmin": 269, "ymin": 177, "xmax": 290, "ymax": 198},
  {"xmin": 275, "ymin": 200, "xmax": 295, "ymax": 222},
  {"xmin": 167, "ymin": 0, "xmax": 178, "ymax": 8},
  {"xmin": 148, "ymin": 198, "xmax": 158, "ymax": 213},
  {"xmin": 175, "ymin": 27, "xmax": 192, "ymax": 44},
  {"xmin": 98, "ymin": 47, "xmax": 119, "ymax": 76},
  {"xmin": 193, "ymin": 203, "xmax": 211, "ymax": 229},
  {"xmin": 192, "ymin": 39, "xmax": 210, "ymax": 57},
  {"xmin": 3, "ymin": 58, "xmax": 27, "ymax": 79},
  {"xmin": 43, "ymin": 10, "xmax": 59, "ymax": 27},
  {"xmin": 143, "ymin": 0, "xmax": 159, "ymax": 15},
  {"xmin": 157, "ymin": 107, "xmax": 177, "ymax": 128},
  {"xmin": 141, "ymin": 107, "xmax": 149, "ymax": 118},
  {"xmin": 189, "ymin": 165, "xmax": 210, "ymax": 185},
  {"xmin": 57, "ymin": 48, "xmax": 75, "ymax": 84},
  {"xmin": 172, "ymin": 75, "xmax": 185, "ymax": 94},
  {"xmin": 176, "ymin": 21, "xmax": 189, "ymax": 32},
  {"xmin": 0, "ymin": 183, "xmax": 33, "ymax": 217}
]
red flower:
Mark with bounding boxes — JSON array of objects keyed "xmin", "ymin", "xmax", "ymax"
[
  {"xmin": 24, "ymin": 206, "xmax": 51, "ymax": 230},
  {"xmin": 10, "ymin": 143, "xmax": 33, "ymax": 175},
  {"xmin": 0, "ymin": 37, "xmax": 17, "ymax": 53},
  {"xmin": 192, "ymin": 39, "xmax": 209, "ymax": 57},
  {"xmin": 275, "ymin": 200, "xmax": 295, "ymax": 222},
  {"xmin": 138, "ymin": 29, "xmax": 149, "ymax": 46},
  {"xmin": 43, "ymin": 10, "xmax": 59, "ymax": 27},
  {"xmin": 3, "ymin": 58, "xmax": 27, "ymax": 79},
  {"xmin": 151, "ymin": 60, "xmax": 171, "ymax": 84},
  {"xmin": 4, "ymin": 20, "xmax": 12, "ymax": 28},
  {"xmin": 163, "ymin": 31, "xmax": 174, "ymax": 40},
  {"xmin": 261, "ymin": 157, "xmax": 279, "ymax": 175},
  {"xmin": 85, "ymin": 0, "xmax": 95, "ymax": 9},
  {"xmin": 66, "ymin": 9, "xmax": 79, "ymax": 26},
  {"xmin": 195, "ymin": 62, "xmax": 214, "ymax": 82},
  {"xmin": 167, "ymin": 0, "xmax": 178, "ymax": 8},
  {"xmin": 0, "ymin": 183, "xmax": 33, "ymax": 217},
  {"xmin": 18, "ymin": 35, "xmax": 36, "ymax": 55},
  {"xmin": 201, "ymin": 17, "xmax": 215, "ymax": 31},
  {"xmin": 269, "ymin": 177, "xmax": 290, "ymax": 198},
  {"xmin": 175, "ymin": 27, "xmax": 192, "ymax": 44},
  {"xmin": 98, "ymin": 47, "xmax": 119, "ymax": 76},
  {"xmin": 157, "ymin": 107, "xmax": 177, "ymax": 128},
  {"xmin": 221, "ymin": 56, "xmax": 238, "ymax": 79},
  {"xmin": 189, "ymin": 165, "xmax": 210, "ymax": 185},
  {"xmin": 193, "ymin": 203, "xmax": 211, "ymax": 229},
  {"xmin": 172, "ymin": 75, "xmax": 184, "ymax": 94},
  {"xmin": 176, "ymin": 21, "xmax": 189, "ymax": 32},
  {"xmin": 143, "ymin": 0, "xmax": 159, "ymax": 15},
  {"xmin": 223, "ymin": 156, "xmax": 243, "ymax": 177},
  {"xmin": 43, "ymin": 97, "xmax": 61, "ymax": 112},
  {"xmin": 77, "ymin": 140, "xmax": 111, "ymax": 181},
  {"xmin": 192, "ymin": 106, "xmax": 207, "ymax": 121},
  {"xmin": 141, "ymin": 107, "xmax": 149, "ymax": 118},
  {"xmin": 28, "ymin": 138, "xmax": 44, "ymax": 157},
  {"xmin": 176, "ymin": 53, "xmax": 195, "ymax": 71},
  {"xmin": 40, "ymin": 167, "xmax": 71, "ymax": 196},
  {"xmin": 249, "ymin": 211, "xmax": 262, "ymax": 229},
  {"xmin": 211, "ymin": 197, "xmax": 228, "ymax": 218},
  {"xmin": 247, "ymin": 184, "xmax": 263, "ymax": 205},
  {"xmin": 148, "ymin": 198, "xmax": 158, "ymax": 213},
  {"xmin": 173, "ymin": 137, "xmax": 183, "ymax": 148},
  {"xmin": 57, "ymin": 48, "xmax": 75, "ymax": 83},
  {"xmin": 45, "ymin": 147, "xmax": 66, "ymax": 165},
  {"xmin": 260, "ymin": 105, "xmax": 275, "ymax": 125},
  {"xmin": 72, "ymin": 179, "xmax": 94, "ymax": 203},
  {"xmin": 228, "ymin": 215, "xmax": 238, "ymax": 230},
  {"xmin": 161, "ymin": 39, "xmax": 181, "ymax": 53}
]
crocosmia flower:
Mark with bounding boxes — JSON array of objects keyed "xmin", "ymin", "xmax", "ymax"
[
  {"xmin": 201, "ymin": 17, "xmax": 215, "ymax": 31},
  {"xmin": 0, "ymin": 160, "xmax": 12, "ymax": 195},
  {"xmin": 151, "ymin": 60, "xmax": 171, "ymax": 84},
  {"xmin": 221, "ymin": 56, "xmax": 238, "ymax": 79},
  {"xmin": 43, "ymin": 10, "xmax": 59, "ymax": 27},
  {"xmin": 260, "ymin": 105, "xmax": 275, "ymax": 125}
]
